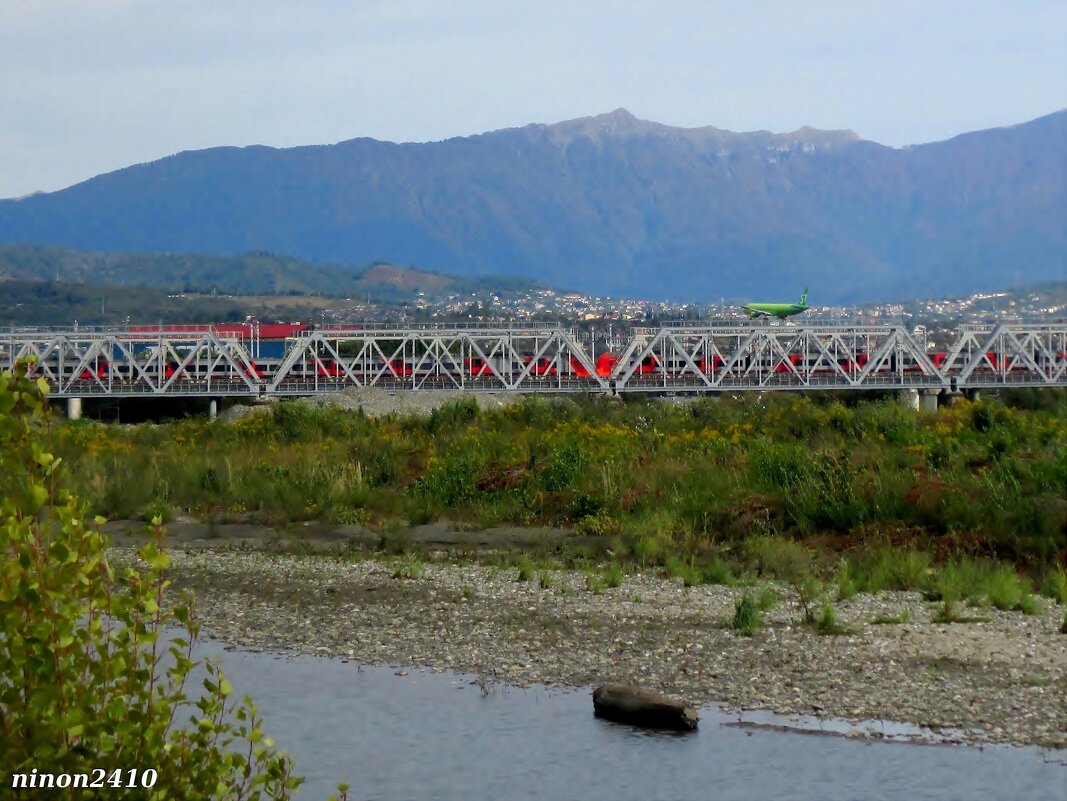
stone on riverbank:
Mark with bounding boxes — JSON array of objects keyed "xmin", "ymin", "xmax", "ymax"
[{"xmin": 592, "ymin": 683, "xmax": 699, "ymax": 731}]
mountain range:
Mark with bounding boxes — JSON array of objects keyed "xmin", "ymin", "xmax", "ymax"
[{"xmin": 1, "ymin": 108, "xmax": 1064, "ymax": 303}]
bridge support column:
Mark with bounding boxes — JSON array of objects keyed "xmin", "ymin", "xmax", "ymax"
[
  {"xmin": 209, "ymin": 399, "xmax": 218, "ymax": 421},
  {"xmin": 67, "ymin": 398, "xmax": 82, "ymax": 420},
  {"xmin": 919, "ymin": 390, "xmax": 939, "ymax": 412},
  {"xmin": 964, "ymin": 389, "xmax": 981, "ymax": 403},
  {"xmin": 898, "ymin": 388, "xmax": 919, "ymax": 411}
]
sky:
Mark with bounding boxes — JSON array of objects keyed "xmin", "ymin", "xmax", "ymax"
[{"xmin": 1, "ymin": 0, "xmax": 1064, "ymax": 199}]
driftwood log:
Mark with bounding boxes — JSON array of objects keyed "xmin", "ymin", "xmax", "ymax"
[{"xmin": 592, "ymin": 683, "xmax": 699, "ymax": 731}]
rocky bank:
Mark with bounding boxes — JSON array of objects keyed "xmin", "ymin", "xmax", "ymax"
[{"xmin": 109, "ymin": 547, "xmax": 1067, "ymax": 750}]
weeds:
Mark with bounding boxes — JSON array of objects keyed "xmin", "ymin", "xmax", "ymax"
[
  {"xmin": 701, "ymin": 559, "xmax": 735, "ymax": 586},
  {"xmin": 603, "ymin": 565, "xmax": 624, "ymax": 589},
  {"xmin": 664, "ymin": 556, "xmax": 701, "ymax": 588},
  {"xmin": 731, "ymin": 594, "xmax": 762, "ymax": 636},
  {"xmin": 392, "ymin": 560, "xmax": 423, "ymax": 580},
  {"xmin": 1018, "ymin": 593, "xmax": 1043, "ymax": 616},
  {"xmin": 794, "ymin": 575, "xmax": 824, "ymax": 624},
  {"xmin": 755, "ymin": 584, "xmax": 779, "ymax": 612},
  {"xmin": 585, "ymin": 573, "xmax": 606, "ymax": 595},
  {"xmin": 538, "ymin": 570, "xmax": 553, "ymax": 590},
  {"xmin": 814, "ymin": 599, "xmax": 852, "ymax": 636},
  {"xmin": 835, "ymin": 560, "xmax": 858, "ymax": 601},
  {"xmin": 871, "ymin": 608, "xmax": 911, "ymax": 625},
  {"xmin": 1039, "ymin": 569, "xmax": 1067, "ymax": 604},
  {"xmin": 516, "ymin": 556, "xmax": 535, "ymax": 583},
  {"xmin": 985, "ymin": 566, "xmax": 1030, "ymax": 611}
]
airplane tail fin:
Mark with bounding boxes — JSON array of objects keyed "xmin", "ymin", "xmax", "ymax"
[{"xmin": 800, "ymin": 288, "xmax": 809, "ymax": 306}]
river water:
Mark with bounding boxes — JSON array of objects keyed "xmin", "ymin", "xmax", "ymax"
[{"xmin": 204, "ymin": 642, "xmax": 1064, "ymax": 801}]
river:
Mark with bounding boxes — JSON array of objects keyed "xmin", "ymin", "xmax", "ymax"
[{"xmin": 203, "ymin": 641, "xmax": 1065, "ymax": 801}]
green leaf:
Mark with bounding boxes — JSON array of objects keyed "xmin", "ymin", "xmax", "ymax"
[
  {"xmin": 27, "ymin": 484, "xmax": 48, "ymax": 511},
  {"xmin": 50, "ymin": 542, "xmax": 70, "ymax": 563}
]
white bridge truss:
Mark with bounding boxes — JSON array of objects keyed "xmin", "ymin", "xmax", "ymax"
[
  {"xmin": 2, "ymin": 322, "xmax": 1064, "ymax": 398},
  {"xmin": 0, "ymin": 330, "xmax": 260, "ymax": 396},
  {"xmin": 267, "ymin": 326, "xmax": 604, "ymax": 394}
]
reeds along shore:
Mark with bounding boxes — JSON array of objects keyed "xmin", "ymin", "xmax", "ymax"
[{"xmin": 40, "ymin": 389, "xmax": 1067, "ymax": 605}]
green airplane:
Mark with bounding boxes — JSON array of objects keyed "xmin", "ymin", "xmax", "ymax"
[{"xmin": 743, "ymin": 288, "xmax": 810, "ymax": 320}]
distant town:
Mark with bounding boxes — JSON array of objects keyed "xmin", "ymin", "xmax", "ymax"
[{"xmin": 310, "ymin": 283, "xmax": 1067, "ymax": 354}]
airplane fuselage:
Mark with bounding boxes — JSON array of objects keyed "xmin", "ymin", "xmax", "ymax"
[
  {"xmin": 742, "ymin": 302, "xmax": 807, "ymax": 320},
  {"xmin": 743, "ymin": 288, "xmax": 810, "ymax": 320}
]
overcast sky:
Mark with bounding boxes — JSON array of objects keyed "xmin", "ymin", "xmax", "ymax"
[{"xmin": 2, "ymin": 0, "xmax": 1064, "ymax": 199}]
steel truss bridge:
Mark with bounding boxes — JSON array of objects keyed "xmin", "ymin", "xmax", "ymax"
[{"xmin": 2, "ymin": 322, "xmax": 1065, "ymax": 400}]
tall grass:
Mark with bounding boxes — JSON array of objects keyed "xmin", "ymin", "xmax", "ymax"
[{"xmin": 731, "ymin": 594, "xmax": 762, "ymax": 636}]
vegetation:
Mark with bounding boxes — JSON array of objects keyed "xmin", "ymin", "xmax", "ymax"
[
  {"xmin": 0, "ymin": 362, "xmax": 343, "ymax": 799},
  {"xmin": 47, "ymin": 390, "xmax": 1067, "ymax": 604},
  {"xmin": 0, "ymin": 244, "xmax": 539, "ymax": 301},
  {"xmin": 516, "ymin": 556, "xmax": 536, "ymax": 583},
  {"xmin": 0, "ymin": 244, "xmax": 544, "ymax": 326},
  {"xmin": 813, "ymin": 599, "xmax": 853, "ymax": 636},
  {"xmin": 871, "ymin": 609, "xmax": 911, "ymax": 625},
  {"xmin": 0, "ymin": 280, "xmax": 257, "ymax": 327},
  {"xmin": 730, "ymin": 594, "xmax": 762, "ymax": 636}
]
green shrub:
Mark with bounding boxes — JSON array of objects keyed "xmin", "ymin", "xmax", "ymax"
[
  {"xmin": 851, "ymin": 548, "xmax": 932, "ymax": 593},
  {"xmin": 538, "ymin": 570, "xmax": 553, "ymax": 590},
  {"xmin": 585, "ymin": 572, "xmax": 606, "ymax": 594},
  {"xmin": 412, "ymin": 453, "xmax": 482, "ymax": 506},
  {"xmin": 143, "ymin": 497, "xmax": 174, "ymax": 524},
  {"xmin": 0, "ymin": 363, "xmax": 336, "ymax": 800},
  {"xmin": 933, "ymin": 598, "xmax": 963, "ymax": 623},
  {"xmin": 756, "ymin": 584, "xmax": 779, "ymax": 612},
  {"xmin": 632, "ymin": 534, "xmax": 667, "ymax": 566},
  {"xmin": 516, "ymin": 556, "xmax": 535, "ymax": 582},
  {"xmin": 814, "ymin": 599, "xmax": 852, "ymax": 636},
  {"xmin": 392, "ymin": 559, "xmax": 424, "ymax": 580},
  {"xmin": 731, "ymin": 594, "xmax": 762, "ymax": 636},
  {"xmin": 574, "ymin": 511, "xmax": 621, "ymax": 537},
  {"xmin": 603, "ymin": 565, "xmax": 625, "ymax": 589},
  {"xmin": 741, "ymin": 537, "xmax": 813, "ymax": 582},
  {"xmin": 665, "ymin": 556, "xmax": 701, "ymax": 587},
  {"xmin": 836, "ymin": 560, "xmax": 858, "ymax": 600},
  {"xmin": 986, "ymin": 565, "xmax": 1029, "ymax": 611},
  {"xmin": 426, "ymin": 398, "xmax": 479, "ymax": 434},
  {"xmin": 1018, "ymin": 593, "xmax": 1043, "ymax": 616},
  {"xmin": 932, "ymin": 560, "xmax": 971, "ymax": 605},
  {"xmin": 701, "ymin": 558, "xmax": 735, "ymax": 586},
  {"xmin": 542, "ymin": 440, "xmax": 588, "ymax": 491},
  {"xmin": 1039, "ymin": 568, "xmax": 1067, "ymax": 604},
  {"xmin": 794, "ymin": 575, "xmax": 824, "ymax": 624}
]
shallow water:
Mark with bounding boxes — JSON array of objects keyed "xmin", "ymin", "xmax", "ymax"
[{"xmin": 204, "ymin": 642, "xmax": 1065, "ymax": 801}]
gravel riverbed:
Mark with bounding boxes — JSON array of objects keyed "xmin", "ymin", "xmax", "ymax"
[{"xmin": 111, "ymin": 547, "xmax": 1067, "ymax": 750}]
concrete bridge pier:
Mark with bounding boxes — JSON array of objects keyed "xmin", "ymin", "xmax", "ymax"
[
  {"xmin": 964, "ymin": 389, "xmax": 982, "ymax": 403},
  {"xmin": 919, "ymin": 390, "xmax": 939, "ymax": 412},
  {"xmin": 898, "ymin": 388, "xmax": 920, "ymax": 411},
  {"xmin": 67, "ymin": 397, "xmax": 82, "ymax": 420},
  {"xmin": 209, "ymin": 399, "xmax": 218, "ymax": 421}
]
